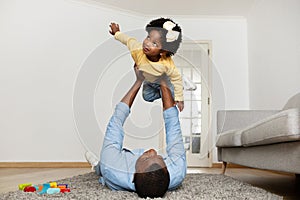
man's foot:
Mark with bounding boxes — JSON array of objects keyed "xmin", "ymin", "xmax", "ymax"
[{"xmin": 85, "ymin": 151, "xmax": 99, "ymax": 170}]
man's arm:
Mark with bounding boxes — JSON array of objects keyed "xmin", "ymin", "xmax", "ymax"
[
  {"xmin": 121, "ymin": 66, "xmax": 144, "ymax": 108},
  {"xmin": 101, "ymin": 65, "xmax": 144, "ymax": 153},
  {"xmin": 160, "ymin": 77, "xmax": 187, "ymax": 189},
  {"xmin": 160, "ymin": 77, "xmax": 176, "ymax": 110},
  {"xmin": 99, "ymin": 65, "xmax": 145, "ymax": 191},
  {"xmin": 160, "ymin": 77, "xmax": 185, "ymax": 157}
]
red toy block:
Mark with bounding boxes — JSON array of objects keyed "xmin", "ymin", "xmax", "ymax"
[
  {"xmin": 60, "ymin": 188, "xmax": 71, "ymax": 193},
  {"xmin": 23, "ymin": 186, "xmax": 36, "ymax": 192}
]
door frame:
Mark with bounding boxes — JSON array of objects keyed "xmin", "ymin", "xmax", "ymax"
[{"xmin": 159, "ymin": 40, "xmax": 213, "ymax": 167}]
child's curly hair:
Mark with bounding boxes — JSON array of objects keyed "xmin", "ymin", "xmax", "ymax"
[{"xmin": 145, "ymin": 17, "xmax": 182, "ymax": 57}]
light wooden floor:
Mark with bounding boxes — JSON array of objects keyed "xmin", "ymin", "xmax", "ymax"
[{"xmin": 0, "ymin": 167, "xmax": 299, "ymax": 199}]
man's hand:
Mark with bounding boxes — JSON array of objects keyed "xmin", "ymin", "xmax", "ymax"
[
  {"xmin": 176, "ymin": 101, "xmax": 184, "ymax": 112},
  {"xmin": 109, "ymin": 22, "xmax": 120, "ymax": 35},
  {"xmin": 134, "ymin": 64, "xmax": 144, "ymax": 82}
]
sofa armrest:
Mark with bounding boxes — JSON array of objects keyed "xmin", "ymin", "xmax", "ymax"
[{"xmin": 217, "ymin": 110, "xmax": 280, "ymax": 133}]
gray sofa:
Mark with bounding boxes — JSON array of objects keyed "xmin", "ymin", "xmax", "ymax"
[{"xmin": 216, "ymin": 93, "xmax": 300, "ymax": 175}]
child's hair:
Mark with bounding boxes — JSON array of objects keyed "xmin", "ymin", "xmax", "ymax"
[{"xmin": 145, "ymin": 17, "xmax": 182, "ymax": 57}]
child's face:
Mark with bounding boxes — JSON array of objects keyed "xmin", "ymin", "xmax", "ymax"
[{"xmin": 142, "ymin": 29, "xmax": 163, "ymax": 58}]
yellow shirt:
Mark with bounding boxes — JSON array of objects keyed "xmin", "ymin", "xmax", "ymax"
[{"xmin": 115, "ymin": 31, "xmax": 184, "ymax": 101}]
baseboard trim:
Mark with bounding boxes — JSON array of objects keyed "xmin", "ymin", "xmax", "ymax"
[
  {"xmin": 211, "ymin": 163, "xmax": 248, "ymax": 168},
  {"xmin": 1, "ymin": 162, "xmax": 293, "ymax": 176},
  {"xmin": 0, "ymin": 162, "xmax": 91, "ymax": 168},
  {"xmin": 0, "ymin": 162, "xmax": 245, "ymax": 168}
]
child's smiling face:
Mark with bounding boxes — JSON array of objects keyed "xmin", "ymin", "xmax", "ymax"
[{"xmin": 142, "ymin": 29, "xmax": 164, "ymax": 61}]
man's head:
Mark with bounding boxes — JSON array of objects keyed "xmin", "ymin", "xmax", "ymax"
[{"xmin": 133, "ymin": 149, "xmax": 170, "ymax": 198}]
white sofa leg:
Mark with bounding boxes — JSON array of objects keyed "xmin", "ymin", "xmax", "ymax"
[{"xmin": 221, "ymin": 162, "xmax": 227, "ymax": 175}]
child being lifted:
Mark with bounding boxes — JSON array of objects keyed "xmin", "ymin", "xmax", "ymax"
[{"xmin": 109, "ymin": 17, "xmax": 184, "ymax": 111}]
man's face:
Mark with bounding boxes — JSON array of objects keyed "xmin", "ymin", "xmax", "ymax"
[{"xmin": 135, "ymin": 149, "xmax": 166, "ymax": 173}]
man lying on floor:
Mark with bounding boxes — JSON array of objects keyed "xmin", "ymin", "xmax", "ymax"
[{"xmin": 85, "ymin": 65, "xmax": 186, "ymax": 198}]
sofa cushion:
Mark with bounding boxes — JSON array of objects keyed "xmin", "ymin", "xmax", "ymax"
[
  {"xmin": 216, "ymin": 129, "xmax": 242, "ymax": 147},
  {"xmin": 217, "ymin": 110, "xmax": 279, "ymax": 133},
  {"xmin": 282, "ymin": 92, "xmax": 300, "ymax": 110},
  {"xmin": 242, "ymin": 108, "xmax": 300, "ymax": 147}
]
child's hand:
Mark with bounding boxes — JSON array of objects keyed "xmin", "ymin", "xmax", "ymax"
[
  {"xmin": 176, "ymin": 101, "xmax": 184, "ymax": 112},
  {"xmin": 109, "ymin": 22, "xmax": 120, "ymax": 35}
]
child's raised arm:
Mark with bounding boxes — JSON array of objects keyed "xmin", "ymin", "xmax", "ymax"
[{"xmin": 109, "ymin": 22, "xmax": 141, "ymax": 64}]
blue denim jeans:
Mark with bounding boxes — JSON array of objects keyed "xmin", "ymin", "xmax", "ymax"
[{"xmin": 142, "ymin": 78, "xmax": 175, "ymax": 102}]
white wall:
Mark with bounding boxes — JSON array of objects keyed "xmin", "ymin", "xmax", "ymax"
[
  {"xmin": 0, "ymin": 0, "xmax": 248, "ymax": 162},
  {"xmin": 177, "ymin": 18, "xmax": 249, "ymax": 109},
  {"xmin": 248, "ymin": 0, "xmax": 300, "ymax": 109},
  {"xmin": 0, "ymin": 0, "xmax": 145, "ymax": 161}
]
